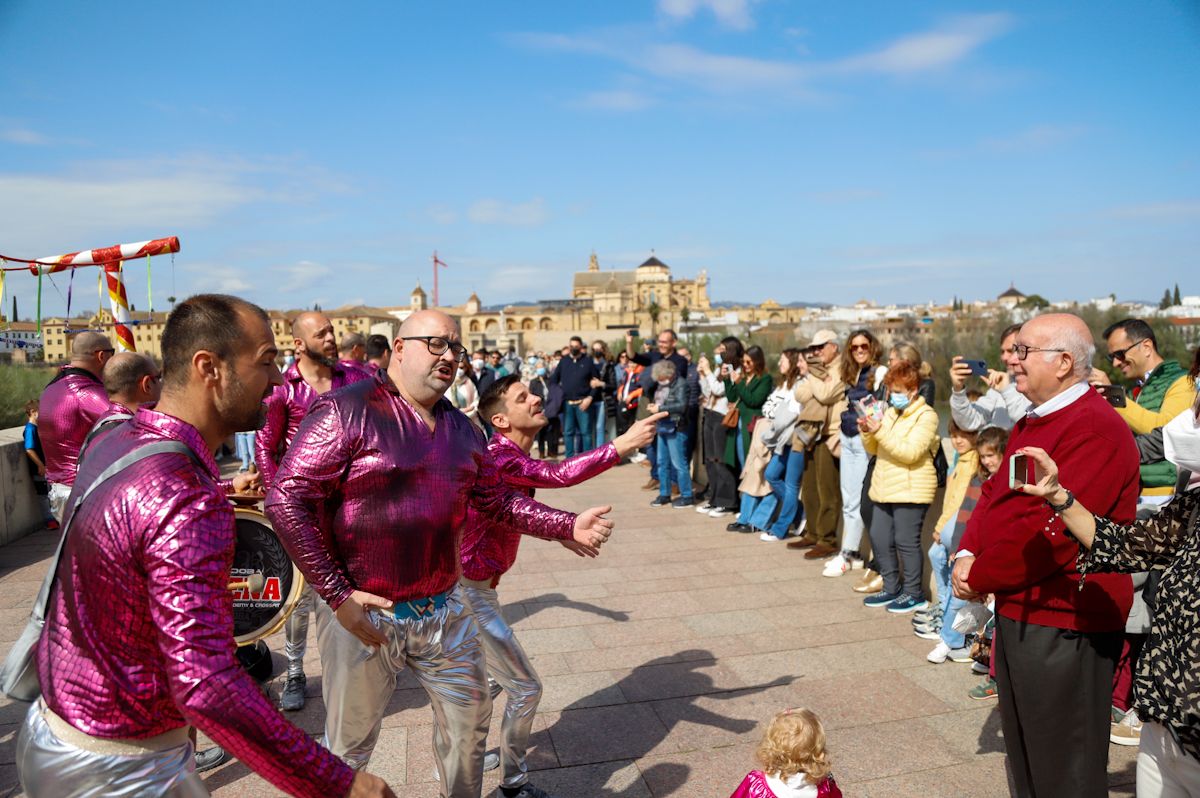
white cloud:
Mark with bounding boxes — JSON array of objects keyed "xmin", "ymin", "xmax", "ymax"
[
  {"xmin": 1109, "ymin": 201, "xmax": 1200, "ymax": 220},
  {"xmin": 426, "ymin": 204, "xmax": 459, "ymax": 224},
  {"xmin": 511, "ymin": 13, "xmax": 1014, "ymax": 106},
  {"xmin": 831, "ymin": 14, "xmax": 1013, "ymax": 76},
  {"xmin": 190, "ymin": 263, "xmax": 254, "ymax": 294},
  {"xmin": 641, "ymin": 43, "xmax": 803, "ymax": 91},
  {"xmin": 981, "ymin": 124, "xmax": 1086, "ymax": 153},
  {"xmin": 658, "ymin": 0, "xmax": 760, "ymax": 31},
  {"xmin": 274, "ymin": 260, "xmax": 333, "ymax": 284},
  {"xmin": 467, "ymin": 197, "xmax": 549, "ymax": 227},
  {"xmin": 572, "ymin": 89, "xmax": 656, "ymax": 111},
  {"xmin": 809, "ymin": 188, "xmax": 882, "ymax": 204},
  {"xmin": 0, "ymin": 155, "xmax": 348, "ymax": 254},
  {"xmin": 1, "ymin": 126, "xmax": 49, "ymax": 145}
]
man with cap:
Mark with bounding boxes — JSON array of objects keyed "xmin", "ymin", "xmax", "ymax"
[{"xmin": 788, "ymin": 329, "xmax": 846, "ymax": 559}]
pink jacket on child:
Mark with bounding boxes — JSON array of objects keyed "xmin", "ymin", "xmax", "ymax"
[{"xmin": 729, "ymin": 770, "xmax": 842, "ymax": 798}]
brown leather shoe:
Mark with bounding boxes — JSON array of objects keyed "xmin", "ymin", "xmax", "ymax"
[
  {"xmin": 852, "ymin": 569, "xmax": 884, "ymax": 594},
  {"xmin": 786, "ymin": 537, "xmax": 818, "ymax": 550},
  {"xmin": 642, "ymin": 479, "xmax": 660, "ymax": 491},
  {"xmin": 803, "ymin": 543, "xmax": 838, "ymax": 560}
]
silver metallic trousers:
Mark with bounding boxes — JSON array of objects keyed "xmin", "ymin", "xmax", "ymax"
[
  {"xmin": 17, "ymin": 702, "xmax": 208, "ymax": 797},
  {"xmin": 48, "ymin": 482, "xmax": 71, "ymax": 524},
  {"xmin": 284, "ymin": 584, "xmax": 315, "ymax": 676},
  {"xmin": 460, "ymin": 583, "xmax": 542, "ymax": 790},
  {"xmin": 315, "ymin": 586, "xmax": 491, "ymax": 798}
]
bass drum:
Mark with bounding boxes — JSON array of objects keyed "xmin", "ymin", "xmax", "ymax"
[{"xmin": 231, "ymin": 507, "xmax": 305, "ymax": 647}]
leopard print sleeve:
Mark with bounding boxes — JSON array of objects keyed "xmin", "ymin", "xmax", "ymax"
[{"xmin": 1079, "ymin": 488, "xmax": 1199, "ymax": 575}]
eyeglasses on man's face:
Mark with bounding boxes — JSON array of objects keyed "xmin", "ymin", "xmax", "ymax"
[
  {"xmin": 1012, "ymin": 343, "xmax": 1067, "ymax": 361},
  {"xmin": 1106, "ymin": 339, "xmax": 1146, "ymax": 364},
  {"xmin": 399, "ymin": 336, "xmax": 467, "ymax": 361}
]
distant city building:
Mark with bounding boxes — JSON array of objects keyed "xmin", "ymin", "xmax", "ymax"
[{"xmin": 997, "ymin": 284, "xmax": 1026, "ymax": 309}]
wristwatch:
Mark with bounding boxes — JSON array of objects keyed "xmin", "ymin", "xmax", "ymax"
[{"xmin": 1048, "ymin": 489, "xmax": 1075, "ymax": 514}]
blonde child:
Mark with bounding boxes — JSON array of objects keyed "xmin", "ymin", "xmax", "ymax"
[{"xmin": 729, "ymin": 708, "xmax": 842, "ymax": 798}]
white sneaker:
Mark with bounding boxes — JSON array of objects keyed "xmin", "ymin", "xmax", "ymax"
[
  {"xmin": 927, "ymin": 641, "xmax": 952, "ymax": 663},
  {"xmin": 695, "ymin": 502, "xmax": 713, "ymax": 514},
  {"xmin": 822, "ymin": 554, "xmax": 849, "ymax": 577},
  {"xmin": 759, "ymin": 532, "xmax": 785, "ymax": 542},
  {"xmin": 629, "ymin": 452, "xmax": 647, "ymax": 464},
  {"xmin": 708, "ymin": 507, "xmax": 733, "ymax": 518}
]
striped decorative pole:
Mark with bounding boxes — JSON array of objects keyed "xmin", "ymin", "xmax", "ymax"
[{"xmin": 34, "ymin": 237, "xmax": 181, "ymax": 352}]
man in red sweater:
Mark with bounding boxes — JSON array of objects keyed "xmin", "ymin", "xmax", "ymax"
[{"xmin": 953, "ymin": 313, "xmax": 1138, "ymax": 798}]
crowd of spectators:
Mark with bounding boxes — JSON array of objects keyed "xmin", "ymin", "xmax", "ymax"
[{"xmin": 451, "ymin": 315, "xmax": 1199, "ymax": 798}]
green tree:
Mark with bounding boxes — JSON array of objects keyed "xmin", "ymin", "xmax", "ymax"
[
  {"xmin": 1020, "ymin": 294, "xmax": 1051, "ymax": 310},
  {"xmin": 1173, "ymin": 284, "xmax": 1182, "ymax": 306},
  {"xmin": 647, "ymin": 301, "xmax": 661, "ymax": 333},
  {"xmin": 1160, "ymin": 289, "xmax": 1173, "ymax": 310}
]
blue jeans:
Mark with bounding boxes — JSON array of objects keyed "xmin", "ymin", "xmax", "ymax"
[
  {"xmin": 929, "ymin": 527, "xmax": 966, "ymax": 648},
  {"xmin": 839, "ymin": 434, "xmax": 870, "ymax": 554},
  {"xmin": 764, "ymin": 447, "xmax": 805, "ymax": 539},
  {"xmin": 648, "ymin": 430, "xmax": 681, "ymax": 488},
  {"xmin": 736, "ymin": 492, "xmax": 777, "ymax": 528},
  {"xmin": 656, "ymin": 430, "xmax": 692, "ymax": 499},
  {"xmin": 562, "ymin": 402, "xmax": 594, "ymax": 457},
  {"xmin": 594, "ymin": 405, "xmax": 607, "ymax": 448},
  {"xmin": 235, "ymin": 431, "xmax": 256, "ymax": 471}
]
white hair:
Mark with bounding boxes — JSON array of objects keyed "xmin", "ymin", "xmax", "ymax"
[{"xmin": 1041, "ymin": 320, "xmax": 1095, "ymax": 379}]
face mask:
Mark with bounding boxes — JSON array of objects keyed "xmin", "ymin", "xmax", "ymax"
[
  {"xmin": 283, "ymin": 355, "xmax": 295, "ymax": 367},
  {"xmin": 714, "ymin": 353, "xmax": 723, "ymax": 366},
  {"xmin": 536, "ymin": 367, "xmax": 546, "ymax": 377},
  {"xmin": 658, "ymin": 380, "xmax": 672, "ymax": 387},
  {"xmin": 528, "ymin": 355, "xmax": 537, "ymax": 364},
  {"xmin": 471, "ymin": 358, "xmax": 485, "ymax": 371},
  {"xmin": 889, "ymin": 393, "xmax": 911, "ymax": 411},
  {"xmin": 593, "ymin": 350, "xmax": 603, "ymax": 358},
  {"xmin": 455, "ymin": 368, "xmax": 464, "ymax": 381},
  {"xmin": 1163, "ymin": 398, "xmax": 1200, "ymax": 474},
  {"xmin": 570, "ymin": 347, "xmax": 582, "ymax": 357}
]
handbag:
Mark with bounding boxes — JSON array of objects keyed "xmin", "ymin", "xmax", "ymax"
[
  {"xmin": 721, "ymin": 402, "xmax": 740, "ymax": 429},
  {"xmin": 1, "ymin": 440, "xmax": 198, "ymax": 702}
]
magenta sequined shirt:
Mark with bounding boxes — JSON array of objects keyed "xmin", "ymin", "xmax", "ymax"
[
  {"xmin": 37, "ymin": 408, "xmax": 354, "ymax": 798},
  {"xmin": 255, "ymin": 361, "xmax": 371, "ymax": 488},
  {"xmin": 265, "ymin": 371, "xmax": 577, "ymax": 609},
  {"xmin": 38, "ymin": 366, "xmax": 110, "ymax": 485},
  {"xmin": 461, "ymin": 435, "xmax": 618, "ymax": 583}
]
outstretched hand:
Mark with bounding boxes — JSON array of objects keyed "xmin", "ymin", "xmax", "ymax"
[
  {"xmin": 573, "ymin": 505, "xmax": 614, "ymax": 551},
  {"xmin": 614, "ymin": 412, "xmax": 668, "ymax": 458},
  {"xmin": 560, "ymin": 539, "xmax": 601, "ymax": 558}
]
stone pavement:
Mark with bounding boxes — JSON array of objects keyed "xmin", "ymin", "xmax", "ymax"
[{"xmin": 0, "ymin": 459, "xmax": 1139, "ymax": 797}]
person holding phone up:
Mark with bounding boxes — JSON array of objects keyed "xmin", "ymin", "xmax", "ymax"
[
  {"xmin": 1012, "ymin": 388, "xmax": 1200, "ymax": 797},
  {"xmin": 950, "ymin": 313, "xmax": 1140, "ymax": 798},
  {"xmin": 948, "ymin": 323, "xmax": 1031, "ymax": 433},
  {"xmin": 1091, "ymin": 318, "xmax": 1194, "ymax": 505}
]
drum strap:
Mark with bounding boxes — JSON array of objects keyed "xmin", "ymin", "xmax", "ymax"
[{"xmin": 2, "ymin": 440, "xmax": 200, "ymax": 702}]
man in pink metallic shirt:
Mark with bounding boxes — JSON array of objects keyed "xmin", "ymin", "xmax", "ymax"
[
  {"xmin": 256, "ymin": 310, "xmax": 373, "ymax": 711},
  {"xmin": 17, "ymin": 294, "xmax": 394, "ymax": 798},
  {"xmin": 266, "ymin": 310, "xmax": 616, "ymax": 798},
  {"xmin": 462, "ymin": 375, "xmax": 663, "ymax": 798},
  {"xmin": 38, "ymin": 330, "xmax": 113, "ymax": 523}
]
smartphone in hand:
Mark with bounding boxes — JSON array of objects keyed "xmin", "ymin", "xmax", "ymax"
[
  {"xmin": 1009, "ymin": 453, "xmax": 1040, "ymax": 490},
  {"xmin": 1096, "ymin": 384, "xmax": 1127, "ymax": 408},
  {"xmin": 961, "ymin": 358, "xmax": 989, "ymax": 377}
]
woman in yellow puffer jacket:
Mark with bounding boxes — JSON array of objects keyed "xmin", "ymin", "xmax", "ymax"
[{"xmin": 858, "ymin": 362, "xmax": 940, "ymax": 614}]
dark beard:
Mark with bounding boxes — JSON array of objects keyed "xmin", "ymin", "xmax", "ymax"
[
  {"xmin": 301, "ymin": 347, "xmax": 336, "ymax": 369},
  {"xmin": 219, "ymin": 366, "xmax": 268, "ymax": 432}
]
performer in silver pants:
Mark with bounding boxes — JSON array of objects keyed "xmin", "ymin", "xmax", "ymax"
[
  {"xmin": 315, "ymin": 588, "xmax": 492, "ymax": 798},
  {"xmin": 284, "ymin": 584, "xmax": 314, "ymax": 678},
  {"xmin": 18, "ymin": 700, "xmax": 209, "ymax": 798},
  {"xmin": 459, "ymin": 581, "xmax": 542, "ymax": 791}
]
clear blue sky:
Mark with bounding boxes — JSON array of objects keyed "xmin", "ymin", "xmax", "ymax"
[{"xmin": 1, "ymin": 0, "xmax": 1197, "ymax": 319}]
